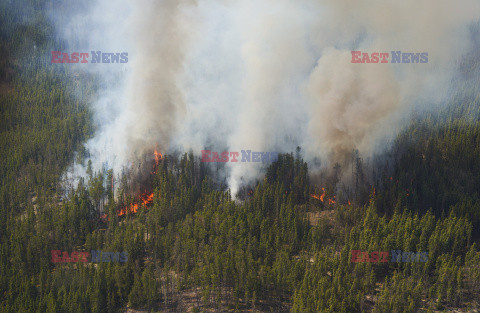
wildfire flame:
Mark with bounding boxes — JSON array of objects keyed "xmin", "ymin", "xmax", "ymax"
[
  {"xmin": 117, "ymin": 191, "xmax": 154, "ymax": 217},
  {"xmin": 310, "ymin": 186, "xmax": 353, "ymax": 206},
  {"xmin": 154, "ymin": 148, "xmax": 163, "ymax": 166},
  {"xmin": 311, "ymin": 187, "xmax": 326, "ymax": 202},
  {"xmin": 327, "ymin": 196, "xmax": 336, "ymax": 205},
  {"xmin": 117, "ymin": 149, "xmax": 160, "ymax": 216},
  {"xmin": 310, "ymin": 187, "xmax": 338, "ymax": 205},
  {"xmin": 101, "ymin": 149, "xmax": 161, "ymax": 220}
]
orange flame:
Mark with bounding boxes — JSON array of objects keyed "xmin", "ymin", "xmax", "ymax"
[
  {"xmin": 101, "ymin": 149, "xmax": 160, "ymax": 220},
  {"xmin": 118, "ymin": 191, "xmax": 154, "ymax": 217},
  {"xmin": 311, "ymin": 187, "xmax": 327, "ymax": 202},
  {"xmin": 154, "ymin": 148, "xmax": 163, "ymax": 165},
  {"xmin": 118, "ymin": 148, "xmax": 158, "ymax": 217}
]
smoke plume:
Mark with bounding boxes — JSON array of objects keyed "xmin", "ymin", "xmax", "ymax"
[
  {"xmin": 305, "ymin": 0, "xmax": 480, "ymax": 166},
  {"xmin": 56, "ymin": 0, "xmax": 480, "ymax": 195}
]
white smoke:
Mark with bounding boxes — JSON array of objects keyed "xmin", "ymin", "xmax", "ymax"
[{"xmin": 55, "ymin": 0, "xmax": 480, "ymax": 195}]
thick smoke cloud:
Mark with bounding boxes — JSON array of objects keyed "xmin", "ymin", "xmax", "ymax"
[
  {"xmin": 58, "ymin": 0, "xmax": 198, "ymax": 179},
  {"xmin": 305, "ymin": 0, "xmax": 480, "ymax": 166},
  {"xmin": 124, "ymin": 0, "xmax": 198, "ymax": 160},
  {"xmin": 58, "ymin": 0, "xmax": 480, "ymax": 195},
  {"xmin": 306, "ymin": 48, "xmax": 400, "ymax": 164},
  {"xmin": 224, "ymin": 0, "xmax": 315, "ymax": 194}
]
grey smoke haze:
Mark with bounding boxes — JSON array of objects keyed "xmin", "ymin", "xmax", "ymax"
[
  {"xmin": 305, "ymin": 0, "xmax": 480, "ymax": 166},
  {"xmin": 58, "ymin": 0, "xmax": 198, "ymax": 179},
  {"xmin": 57, "ymin": 0, "xmax": 480, "ymax": 195}
]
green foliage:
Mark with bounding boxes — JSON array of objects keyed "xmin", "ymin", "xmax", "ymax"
[{"xmin": 1, "ymin": 1, "xmax": 480, "ymax": 312}]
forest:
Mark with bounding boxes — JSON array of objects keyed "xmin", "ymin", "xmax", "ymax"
[{"xmin": 1, "ymin": 1, "xmax": 480, "ymax": 312}]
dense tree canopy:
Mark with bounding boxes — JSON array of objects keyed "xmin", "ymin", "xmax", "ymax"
[{"xmin": 1, "ymin": 1, "xmax": 479, "ymax": 312}]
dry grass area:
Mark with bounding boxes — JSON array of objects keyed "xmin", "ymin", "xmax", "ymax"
[{"xmin": 306, "ymin": 208, "xmax": 335, "ymax": 226}]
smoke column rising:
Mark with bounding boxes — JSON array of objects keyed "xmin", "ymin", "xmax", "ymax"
[
  {"xmin": 305, "ymin": 0, "xmax": 480, "ymax": 166},
  {"xmin": 57, "ymin": 0, "xmax": 480, "ymax": 195},
  {"xmin": 123, "ymin": 0, "xmax": 198, "ymax": 160},
  {"xmin": 225, "ymin": 0, "xmax": 315, "ymax": 194}
]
